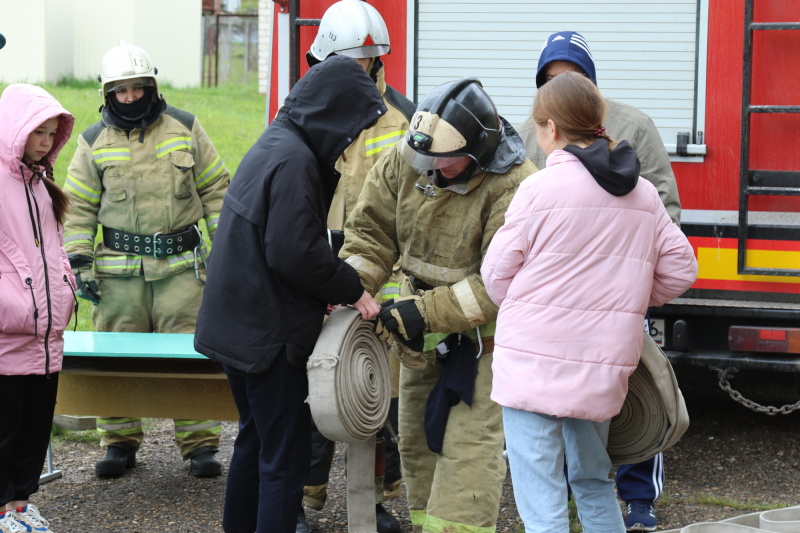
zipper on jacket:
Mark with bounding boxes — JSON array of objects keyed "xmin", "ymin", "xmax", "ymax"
[
  {"xmin": 25, "ymin": 277, "xmax": 39, "ymax": 338},
  {"xmin": 23, "ymin": 166, "xmax": 53, "ymax": 377},
  {"xmin": 65, "ymin": 274, "xmax": 79, "ymax": 332}
]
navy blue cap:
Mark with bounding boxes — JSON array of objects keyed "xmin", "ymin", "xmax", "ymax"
[
  {"xmin": 536, "ymin": 31, "xmax": 596, "ymax": 88},
  {"xmin": 0, "ymin": 34, "xmax": 5, "ymax": 50}
]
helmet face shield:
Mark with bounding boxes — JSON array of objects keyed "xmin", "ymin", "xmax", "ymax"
[
  {"xmin": 401, "ymin": 141, "xmax": 472, "ymax": 171},
  {"xmin": 106, "ymin": 76, "xmax": 156, "ymax": 95},
  {"xmin": 336, "ymin": 44, "xmax": 391, "ymax": 60}
]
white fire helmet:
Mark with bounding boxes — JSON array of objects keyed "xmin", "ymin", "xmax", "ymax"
[
  {"xmin": 98, "ymin": 40, "xmax": 158, "ymax": 99},
  {"xmin": 308, "ymin": 0, "xmax": 390, "ymax": 64}
]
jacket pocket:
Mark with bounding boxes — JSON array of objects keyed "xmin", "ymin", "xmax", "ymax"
[
  {"xmin": 50, "ymin": 273, "xmax": 76, "ymax": 331},
  {"xmin": 170, "ymin": 150, "xmax": 197, "ymax": 199},
  {"xmin": 0, "ymin": 270, "xmax": 36, "ymax": 334}
]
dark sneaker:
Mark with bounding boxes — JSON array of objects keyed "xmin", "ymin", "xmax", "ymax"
[
  {"xmin": 625, "ymin": 499, "xmax": 657, "ymax": 532},
  {"xmin": 376, "ymin": 503, "xmax": 401, "ymax": 533},
  {"xmin": 95, "ymin": 445, "xmax": 136, "ymax": 478},
  {"xmin": 186, "ymin": 446, "xmax": 222, "ymax": 477},
  {"xmin": 296, "ymin": 508, "xmax": 311, "ymax": 533}
]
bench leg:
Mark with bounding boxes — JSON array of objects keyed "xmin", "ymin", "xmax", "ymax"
[{"xmin": 38, "ymin": 441, "xmax": 63, "ymax": 484}]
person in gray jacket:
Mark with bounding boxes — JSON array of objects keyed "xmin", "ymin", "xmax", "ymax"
[
  {"xmin": 517, "ymin": 31, "xmax": 680, "ymax": 226},
  {"xmin": 516, "ymin": 31, "xmax": 679, "ymax": 532}
]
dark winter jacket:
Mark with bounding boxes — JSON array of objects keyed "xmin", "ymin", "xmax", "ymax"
[{"xmin": 194, "ymin": 56, "xmax": 387, "ymax": 373}]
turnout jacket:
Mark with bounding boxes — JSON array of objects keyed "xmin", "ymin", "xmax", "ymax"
[
  {"xmin": 194, "ymin": 56, "xmax": 387, "ymax": 373},
  {"xmin": 62, "ymin": 104, "xmax": 229, "ymax": 281},
  {"xmin": 327, "ymin": 64, "xmax": 416, "ymax": 230},
  {"xmin": 340, "ymin": 120, "xmax": 537, "ymax": 342},
  {"xmin": 0, "ymin": 84, "xmax": 76, "ymax": 375},
  {"xmin": 518, "ymin": 98, "xmax": 682, "ymax": 225}
]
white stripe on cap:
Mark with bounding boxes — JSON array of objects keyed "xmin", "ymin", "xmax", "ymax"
[{"xmin": 570, "ymin": 33, "xmax": 593, "ymax": 59}]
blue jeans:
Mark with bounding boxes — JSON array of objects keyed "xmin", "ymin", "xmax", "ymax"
[{"xmin": 503, "ymin": 407, "xmax": 625, "ymax": 533}]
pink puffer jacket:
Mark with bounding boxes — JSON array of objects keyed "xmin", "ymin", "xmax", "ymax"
[
  {"xmin": 481, "ymin": 150, "xmax": 697, "ymax": 421},
  {"xmin": 0, "ymin": 84, "xmax": 76, "ymax": 375}
]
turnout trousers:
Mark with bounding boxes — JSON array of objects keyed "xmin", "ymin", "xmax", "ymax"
[
  {"xmin": 92, "ymin": 271, "xmax": 220, "ymax": 456},
  {"xmin": 400, "ymin": 351, "xmax": 505, "ymax": 533}
]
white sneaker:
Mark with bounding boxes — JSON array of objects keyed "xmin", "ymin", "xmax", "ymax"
[
  {"xmin": 0, "ymin": 511, "xmax": 26, "ymax": 533},
  {"xmin": 15, "ymin": 504, "xmax": 53, "ymax": 533}
]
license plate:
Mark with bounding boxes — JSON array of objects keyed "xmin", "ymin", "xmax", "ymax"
[{"xmin": 647, "ymin": 318, "xmax": 665, "ymax": 346}]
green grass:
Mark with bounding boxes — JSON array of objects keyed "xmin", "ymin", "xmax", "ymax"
[
  {"xmin": 1, "ymin": 81, "xmax": 267, "ymax": 331},
  {"xmin": 694, "ymin": 494, "xmax": 787, "ymax": 512}
]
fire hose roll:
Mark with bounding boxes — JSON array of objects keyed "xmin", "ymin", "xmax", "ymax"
[
  {"xmin": 307, "ymin": 306, "xmax": 391, "ymax": 442},
  {"xmin": 607, "ymin": 332, "xmax": 690, "ymax": 465},
  {"xmin": 660, "ymin": 505, "xmax": 800, "ymax": 532}
]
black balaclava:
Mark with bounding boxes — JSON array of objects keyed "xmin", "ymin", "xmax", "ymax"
[
  {"xmin": 105, "ymin": 86, "xmax": 165, "ymax": 142},
  {"xmin": 434, "ymin": 160, "xmax": 478, "ymax": 188}
]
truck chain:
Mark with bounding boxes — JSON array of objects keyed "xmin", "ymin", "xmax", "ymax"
[{"xmin": 712, "ymin": 367, "xmax": 800, "ymax": 415}]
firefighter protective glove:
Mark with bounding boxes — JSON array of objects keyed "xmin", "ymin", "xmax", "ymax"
[
  {"xmin": 68, "ymin": 253, "xmax": 101, "ymax": 304},
  {"xmin": 376, "ymin": 296, "xmax": 426, "ymax": 352}
]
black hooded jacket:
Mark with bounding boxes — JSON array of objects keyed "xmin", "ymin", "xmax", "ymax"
[{"xmin": 194, "ymin": 56, "xmax": 387, "ymax": 373}]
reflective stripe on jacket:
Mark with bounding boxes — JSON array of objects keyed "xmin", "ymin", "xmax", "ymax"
[
  {"xmin": 327, "ymin": 66, "xmax": 416, "ymax": 231},
  {"xmin": 341, "ymin": 142, "xmax": 536, "ymax": 339},
  {"xmin": 63, "ymin": 106, "xmax": 229, "ymax": 281}
]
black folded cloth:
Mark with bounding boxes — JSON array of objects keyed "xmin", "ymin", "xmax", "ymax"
[{"xmin": 424, "ymin": 332, "xmax": 478, "ymax": 453}]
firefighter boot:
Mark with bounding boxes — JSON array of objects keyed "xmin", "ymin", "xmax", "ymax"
[
  {"xmin": 186, "ymin": 446, "xmax": 222, "ymax": 477},
  {"xmin": 376, "ymin": 503, "xmax": 401, "ymax": 533},
  {"xmin": 95, "ymin": 444, "xmax": 136, "ymax": 478}
]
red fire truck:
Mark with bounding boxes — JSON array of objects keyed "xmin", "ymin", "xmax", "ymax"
[{"xmin": 267, "ymin": 0, "xmax": 800, "ymax": 410}]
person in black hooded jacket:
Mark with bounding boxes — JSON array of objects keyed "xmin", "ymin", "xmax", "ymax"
[{"xmin": 194, "ymin": 55, "xmax": 386, "ymax": 533}]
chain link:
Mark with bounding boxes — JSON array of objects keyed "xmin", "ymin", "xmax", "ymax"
[{"xmin": 713, "ymin": 367, "xmax": 800, "ymax": 415}]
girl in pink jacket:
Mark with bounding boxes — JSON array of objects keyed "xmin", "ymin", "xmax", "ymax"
[
  {"xmin": 481, "ymin": 72, "xmax": 697, "ymax": 533},
  {"xmin": 0, "ymin": 84, "xmax": 75, "ymax": 533}
]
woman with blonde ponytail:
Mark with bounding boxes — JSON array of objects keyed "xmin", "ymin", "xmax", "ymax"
[{"xmin": 0, "ymin": 83, "xmax": 75, "ymax": 533}]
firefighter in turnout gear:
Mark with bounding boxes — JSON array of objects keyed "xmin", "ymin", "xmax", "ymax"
[
  {"xmin": 299, "ymin": 2, "xmax": 415, "ymax": 532},
  {"xmin": 340, "ymin": 78, "xmax": 537, "ymax": 533},
  {"xmin": 62, "ymin": 41, "xmax": 229, "ymax": 478}
]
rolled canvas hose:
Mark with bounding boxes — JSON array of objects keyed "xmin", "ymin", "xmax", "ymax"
[
  {"xmin": 308, "ymin": 306, "xmax": 391, "ymax": 442},
  {"xmin": 607, "ymin": 332, "xmax": 690, "ymax": 465},
  {"xmin": 307, "ymin": 306, "xmax": 391, "ymax": 532},
  {"xmin": 660, "ymin": 505, "xmax": 800, "ymax": 532}
]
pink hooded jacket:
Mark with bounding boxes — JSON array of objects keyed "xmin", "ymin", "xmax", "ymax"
[
  {"xmin": 0, "ymin": 84, "xmax": 76, "ymax": 376},
  {"xmin": 481, "ymin": 148, "xmax": 697, "ymax": 421}
]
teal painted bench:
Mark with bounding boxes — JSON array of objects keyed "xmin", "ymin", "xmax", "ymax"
[{"xmin": 56, "ymin": 331, "xmax": 238, "ymax": 421}]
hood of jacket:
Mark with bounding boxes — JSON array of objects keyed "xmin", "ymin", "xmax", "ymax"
[
  {"xmin": 486, "ymin": 117, "xmax": 528, "ymax": 174},
  {"xmin": 536, "ymin": 31, "xmax": 597, "ymax": 88},
  {"xmin": 0, "ymin": 84, "xmax": 74, "ymax": 177},
  {"xmin": 563, "ymin": 139, "xmax": 640, "ymax": 196},
  {"xmin": 275, "ymin": 55, "xmax": 387, "ymax": 169}
]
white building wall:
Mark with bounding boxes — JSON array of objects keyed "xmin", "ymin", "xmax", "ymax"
[
  {"xmin": 0, "ymin": 0, "xmax": 73, "ymax": 84},
  {"xmin": 258, "ymin": 0, "xmax": 273, "ymax": 95},
  {"xmin": 0, "ymin": 0, "xmax": 202, "ymax": 88}
]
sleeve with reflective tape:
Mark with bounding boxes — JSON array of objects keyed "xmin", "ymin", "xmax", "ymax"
[
  {"xmin": 191, "ymin": 118, "xmax": 229, "ymax": 241},
  {"xmin": 62, "ymin": 134, "xmax": 102, "ymax": 260}
]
